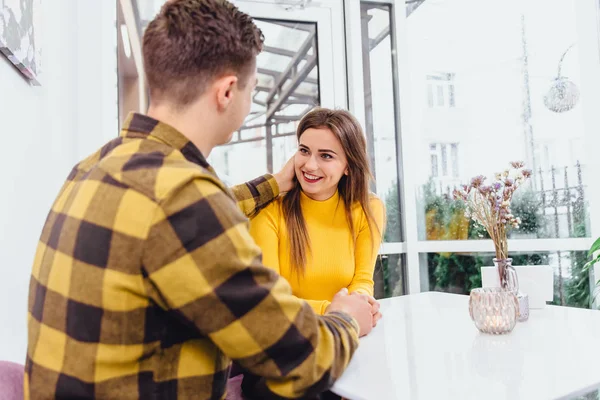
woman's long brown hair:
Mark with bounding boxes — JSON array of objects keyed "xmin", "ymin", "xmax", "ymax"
[{"xmin": 282, "ymin": 108, "xmax": 383, "ymax": 276}]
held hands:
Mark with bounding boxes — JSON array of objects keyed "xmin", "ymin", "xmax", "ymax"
[
  {"xmin": 326, "ymin": 288, "xmax": 382, "ymax": 337},
  {"xmin": 353, "ymin": 292, "xmax": 382, "ymax": 328},
  {"xmin": 273, "ymin": 156, "xmax": 296, "ymax": 193}
]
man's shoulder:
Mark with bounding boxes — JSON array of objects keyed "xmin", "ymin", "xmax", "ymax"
[{"xmin": 95, "ymin": 137, "xmax": 228, "ymax": 203}]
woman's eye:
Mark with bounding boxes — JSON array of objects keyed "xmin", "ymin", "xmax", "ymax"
[
  {"xmin": 321, "ymin": 154, "xmax": 332, "ymax": 159},
  {"xmin": 299, "ymin": 148, "xmax": 308, "ymax": 154}
]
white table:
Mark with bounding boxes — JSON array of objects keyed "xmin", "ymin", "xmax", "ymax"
[{"xmin": 331, "ymin": 292, "xmax": 600, "ymax": 400}]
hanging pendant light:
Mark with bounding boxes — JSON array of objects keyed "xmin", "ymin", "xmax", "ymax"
[{"xmin": 544, "ymin": 44, "xmax": 580, "ymax": 113}]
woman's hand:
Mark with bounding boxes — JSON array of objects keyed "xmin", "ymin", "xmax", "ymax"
[
  {"xmin": 273, "ymin": 156, "xmax": 296, "ymax": 193},
  {"xmin": 350, "ymin": 292, "xmax": 382, "ymax": 327}
]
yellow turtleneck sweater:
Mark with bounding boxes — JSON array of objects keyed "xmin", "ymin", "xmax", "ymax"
[{"xmin": 249, "ymin": 190, "xmax": 385, "ymax": 315}]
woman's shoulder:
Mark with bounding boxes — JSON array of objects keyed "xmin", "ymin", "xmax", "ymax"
[
  {"xmin": 253, "ymin": 195, "xmax": 284, "ymax": 220},
  {"xmin": 351, "ymin": 195, "xmax": 385, "ymax": 231},
  {"xmin": 351, "ymin": 193, "xmax": 384, "ymax": 212},
  {"xmin": 368, "ymin": 193, "xmax": 383, "ymax": 205},
  {"xmin": 369, "ymin": 195, "xmax": 386, "ymax": 225}
]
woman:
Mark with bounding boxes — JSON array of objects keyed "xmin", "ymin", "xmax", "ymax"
[{"xmin": 249, "ymin": 108, "xmax": 385, "ymax": 315}]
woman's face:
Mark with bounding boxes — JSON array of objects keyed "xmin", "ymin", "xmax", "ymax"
[{"xmin": 294, "ymin": 127, "xmax": 348, "ymax": 201}]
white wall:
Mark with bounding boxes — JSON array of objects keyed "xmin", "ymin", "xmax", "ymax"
[{"xmin": 0, "ymin": 0, "xmax": 117, "ymax": 363}]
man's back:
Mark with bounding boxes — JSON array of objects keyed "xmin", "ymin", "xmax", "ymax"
[{"xmin": 25, "ymin": 114, "xmax": 361, "ymax": 399}]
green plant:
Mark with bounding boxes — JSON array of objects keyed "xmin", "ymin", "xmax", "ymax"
[
  {"xmin": 560, "ymin": 195, "xmax": 590, "ymax": 307},
  {"xmin": 429, "ymin": 253, "xmax": 482, "ymax": 293},
  {"xmin": 564, "ymin": 251, "xmax": 592, "ymax": 308},
  {"xmin": 571, "ymin": 194, "xmax": 588, "ymax": 238},
  {"xmin": 468, "ymin": 218, "xmax": 490, "ymax": 239},
  {"xmin": 509, "ymin": 189, "xmax": 543, "ymax": 236},
  {"xmin": 383, "ymin": 184, "xmax": 401, "ymax": 243},
  {"xmin": 582, "ymin": 237, "xmax": 600, "ymax": 306},
  {"xmin": 378, "ymin": 185, "xmax": 403, "ymax": 298},
  {"xmin": 421, "ymin": 179, "xmax": 469, "ymax": 241},
  {"xmin": 428, "ymin": 252, "xmax": 550, "ymax": 295}
]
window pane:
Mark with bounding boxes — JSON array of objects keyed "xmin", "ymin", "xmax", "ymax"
[
  {"xmin": 272, "ymin": 134, "xmax": 298, "ymax": 173},
  {"xmin": 427, "ymin": 84, "xmax": 434, "ymax": 107},
  {"xmin": 440, "ymin": 144, "xmax": 448, "ymax": 176},
  {"xmin": 374, "ymin": 253, "xmax": 406, "ymax": 299},
  {"xmin": 451, "ymin": 143, "xmax": 459, "ymax": 177},
  {"xmin": 360, "ymin": 2, "xmax": 403, "ymax": 243},
  {"xmin": 421, "ymin": 251, "xmax": 592, "ymax": 308},
  {"xmin": 436, "ymin": 85, "xmax": 444, "ymax": 106},
  {"xmin": 407, "ymin": 0, "xmax": 592, "ymax": 240},
  {"xmin": 209, "ymin": 140, "xmax": 267, "ymax": 186},
  {"xmin": 430, "ymin": 154, "xmax": 438, "ymax": 177}
]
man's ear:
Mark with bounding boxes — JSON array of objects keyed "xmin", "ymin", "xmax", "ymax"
[{"xmin": 215, "ymin": 75, "xmax": 238, "ymax": 111}]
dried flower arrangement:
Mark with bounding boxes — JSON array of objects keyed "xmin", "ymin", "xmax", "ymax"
[{"xmin": 453, "ymin": 161, "xmax": 532, "ymax": 260}]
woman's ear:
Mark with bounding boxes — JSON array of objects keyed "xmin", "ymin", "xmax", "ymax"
[{"xmin": 344, "ymin": 169, "xmax": 349, "ymax": 176}]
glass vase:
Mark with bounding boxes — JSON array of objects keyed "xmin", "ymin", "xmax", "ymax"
[
  {"xmin": 493, "ymin": 258, "xmax": 530, "ymax": 321},
  {"xmin": 493, "ymin": 258, "xmax": 519, "ymax": 294},
  {"xmin": 469, "ymin": 287, "xmax": 519, "ymax": 334}
]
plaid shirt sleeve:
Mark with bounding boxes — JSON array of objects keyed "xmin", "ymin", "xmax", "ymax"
[
  {"xmin": 230, "ymin": 174, "xmax": 280, "ymax": 219},
  {"xmin": 143, "ymin": 176, "xmax": 360, "ymax": 399}
]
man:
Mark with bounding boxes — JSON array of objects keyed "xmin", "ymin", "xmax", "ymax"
[{"xmin": 25, "ymin": 0, "xmax": 378, "ymax": 399}]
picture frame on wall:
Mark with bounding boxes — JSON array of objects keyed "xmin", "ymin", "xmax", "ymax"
[{"xmin": 0, "ymin": 0, "xmax": 42, "ymax": 85}]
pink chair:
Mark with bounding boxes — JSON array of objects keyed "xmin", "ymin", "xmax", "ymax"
[
  {"xmin": 225, "ymin": 374, "xmax": 244, "ymax": 400},
  {"xmin": 0, "ymin": 361, "xmax": 24, "ymax": 400}
]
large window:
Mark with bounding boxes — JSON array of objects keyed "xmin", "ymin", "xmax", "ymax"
[
  {"xmin": 352, "ymin": 0, "xmax": 600, "ymax": 306},
  {"xmin": 118, "ymin": 0, "xmax": 600, "ymax": 308},
  {"xmin": 393, "ymin": 0, "xmax": 600, "ymax": 305}
]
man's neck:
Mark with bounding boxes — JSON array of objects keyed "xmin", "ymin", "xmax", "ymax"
[{"xmin": 146, "ymin": 102, "xmax": 217, "ymax": 158}]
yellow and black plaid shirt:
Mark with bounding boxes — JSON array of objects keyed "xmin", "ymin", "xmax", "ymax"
[{"xmin": 25, "ymin": 113, "xmax": 360, "ymax": 399}]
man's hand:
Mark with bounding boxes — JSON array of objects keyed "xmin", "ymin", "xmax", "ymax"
[
  {"xmin": 326, "ymin": 288, "xmax": 373, "ymax": 337},
  {"xmin": 273, "ymin": 156, "xmax": 296, "ymax": 193},
  {"xmin": 351, "ymin": 292, "xmax": 382, "ymax": 327}
]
